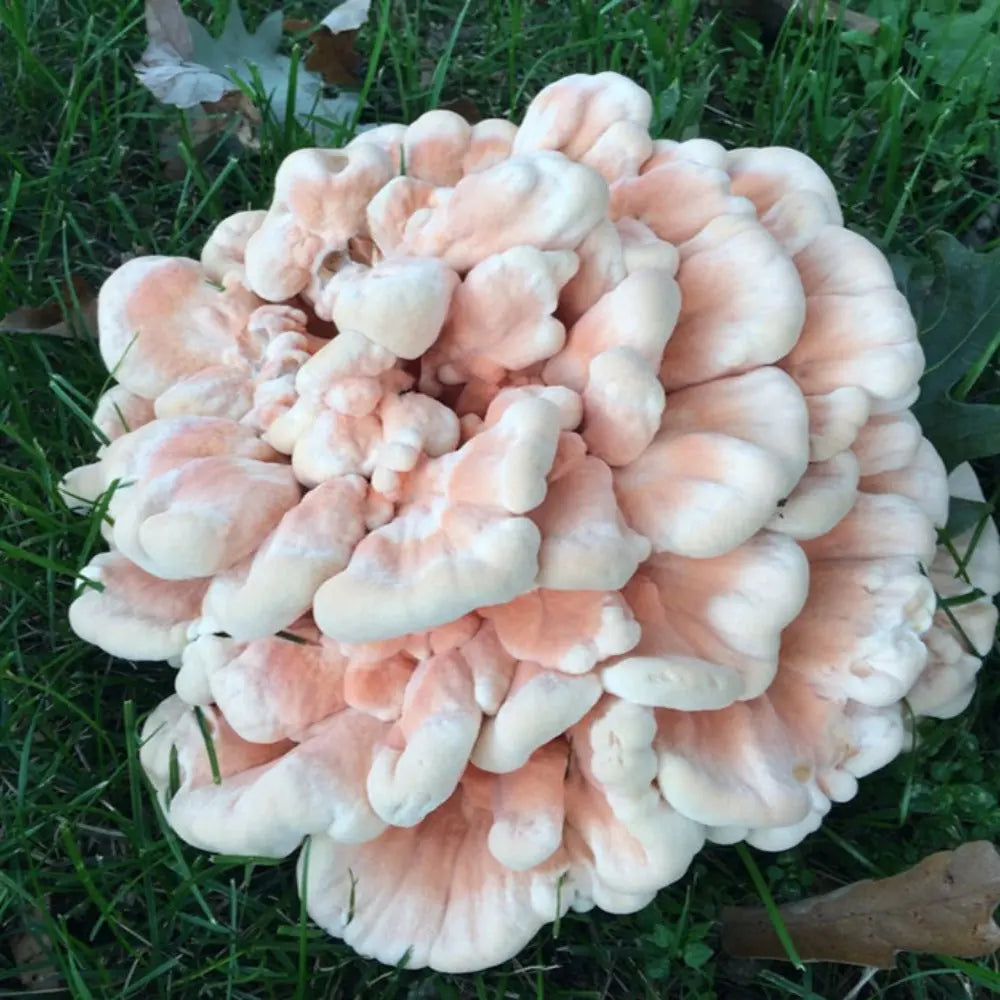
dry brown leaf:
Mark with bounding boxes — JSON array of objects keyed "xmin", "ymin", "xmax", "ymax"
[
  {"xmin": 9, "ymin": 907, "xmax": 61, "ymax": 991},
  {"xmin": 0, "ymin": 275, "xmax": 98, "ymax": 340},
  {"xmin": 721, "ymin": 841, "xmax": 1000, "ymax": 968},
  {"xmin": 438, "ymin": 97, "xmax": 484, "ymax": 123},
  {"xmin": 203, "ymin": 90, "xmax": 262, "ymax": 147},
  {"xmin": 160, "ymin": 90, "xmax": 262, "ymax": 178},
  {"xmin": 284, "ymin": 18, "xmax": 362, "ymax": 87}
]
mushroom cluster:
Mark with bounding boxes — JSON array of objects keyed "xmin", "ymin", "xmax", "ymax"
[{"xmin": 64, "ymin": 73, "xmax": 999, "ymax": 972}]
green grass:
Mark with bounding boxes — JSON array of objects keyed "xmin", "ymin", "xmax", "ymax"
[{"xmin": 2, "ymin": 0, "xmax": 1000, "ymax": 996}]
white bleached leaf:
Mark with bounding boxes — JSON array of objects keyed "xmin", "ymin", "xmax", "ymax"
[
  {"xmin": 136, "ymin": 46, "xmax": 233, "ymax": 108},
  {"xmin": 187, "ymin": 4, "xmax": 285, "ymax": 68},
  {"xmin": 321, "ymin": 0, "xmax": 374, "ymax": 32},
  {"xmin": 137, "ymin": 0, "xmax": 233, "ymax": 107},
  {"xmin": 144, "ymin": 0, "xmax": 194, "ymax": 55},
  {"xmin": 237, "ymin": 54, "xmax": 361, "ymax": 135},
  {"xmin": 136, "ymin": 0, "xmax": 363, "ymax": 136}
]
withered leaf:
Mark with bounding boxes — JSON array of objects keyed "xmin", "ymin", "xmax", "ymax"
[
  {"xmin": 438, "ymin": 98, "xmax": 484, "ymax": 123},
  {"xmin": 287, "ymin": 0, "xmax": 372, "ymax": 84},
  {"xmin": 9, "ymin": 907, "xmax": 60, "ymax": 991},
  {"xmin": 0, "ymin": 276, "xmax": 98, "ymax": 340},
  {"xmin": 137, "ymin": 0, "xmax": 232, "ymax": 108},
  {"xmin": 284, "ymin": 18, "xmax": 362, "ymax": 88},
  {"xmin": 160, "ymin": 90, "xmax": 262, "ymax": 178},
  {"xmin": 721, "ymin": 841, "xmax": 1000, "ymax": 968}
]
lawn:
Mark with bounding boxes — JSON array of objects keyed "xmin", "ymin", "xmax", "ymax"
[{"xmin": 2, "ymin": 0, "xmax": 1000, "ymax": 997}]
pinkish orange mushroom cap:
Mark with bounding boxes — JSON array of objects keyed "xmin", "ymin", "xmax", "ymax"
[
  {"xmin": 97, "ymin": 256, "xmax": 263, "ymax": 399},
  {"xmin": 64, "ymin": 71, "xmax": 1000, "ymax": 974}
]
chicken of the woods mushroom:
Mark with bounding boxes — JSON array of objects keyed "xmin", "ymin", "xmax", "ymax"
[{"xmin": 63, "ymin": 73, "xmax": 999, "ymax": 973}]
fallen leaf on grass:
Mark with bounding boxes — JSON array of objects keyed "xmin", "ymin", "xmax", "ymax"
[
  {"xmin": 283, "ymin": 0, "xmax": 372, "ymax": 87},
  {"xmin": 160, "ymin": 90, "xmax": 262, "ymax": 179},
  {"xmin": 137, "ymin": 0, "xmax": 372, "ymax": 161},
  {"xmin": 9, "ymin": 907, "xmax": 61, "ymax": 991},
  {"xmin": 137, "ymin": 0, "xmax": 233, "ymax": 107},
  {"xmin": 721, "ymin": 841, "xmax": 1000, "ymax": 968},
  {"xmin": 438, "ymin": 97, "xmax": 484, "ymax": 123},
  {"xmin": 283, "ymin": 18, "xmax": 362, "ymax": 88},
  {"xmin": 0, "ymin": 276, "xmax": 98, "ymax": 340},
  {"xmin": 321, "ymin": 0, "xmax": 373, "ymax": 32}
]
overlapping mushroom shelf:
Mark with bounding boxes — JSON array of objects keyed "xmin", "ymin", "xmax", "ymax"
[{"xmin": 63, "ymin": 72, "xmax": 1000, "ymax": 973}]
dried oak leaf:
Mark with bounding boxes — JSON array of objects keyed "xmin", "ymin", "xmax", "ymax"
[
  {"xmin": 160, "ymin": 90, "xmax": 262, "ymax": 179},
  {"xmin": 283, "ymin": 18, "xmax": 362, "ymax": 88},
  {"xmin": 0, "ymin": 276, "xmax": 98, "ymax": 340},
  {"xmin": 287, "ymin": 0, "xmax": 372, "ymax": 86},
  {"xmin": 438, "ymin": 97, "xmax": 484, "ymax": 123},
  {"xmin": 721, "ymin": 841, "xmax": 1000, "ymax": 968}
]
